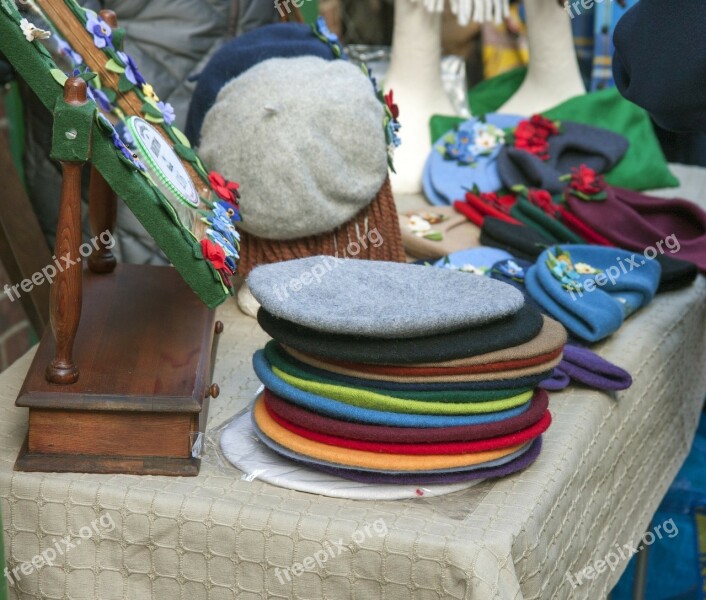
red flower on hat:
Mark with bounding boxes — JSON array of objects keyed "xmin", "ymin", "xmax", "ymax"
[
  {"xmin": 568, "ymin": 165, "xmax": 605, "ymax": 196},
  {"xmin": 513, "ymin": 121, "xmax": 550, "ymax": 160},
  {"xmin": 208, "ymin": 171, "xmax": 240, "ymax": 205},
  {"xmin": 385, "ymin": 90, "xmax": 400, "ymax": 120},
  {"xmin": 528, "ymin": 188, "xmax": 561, "ymax": 217},
  {"xmin": 466, "ymin": 190, "xmax": 516, "ymax": 215},
  {"xmin": 200, "ymin": 239, "xmax": 227, "ymax": 271},
  {"xmin": 530, "ymin": 114, "xmax": 560, "ymax": 139}
]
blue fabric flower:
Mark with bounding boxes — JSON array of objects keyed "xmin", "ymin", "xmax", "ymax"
[
  {"xmin": 117, "ymin": 51, "xmax": 146, "ymax": 86},
  {"xmin": 312, "ymin": 16, "xmax": 346, "ymax": 59},
  {"xmin": 56, "ymin": 37, "xmax": 83, "ymax": 65},
  {"xmin": 87, "ymin": 86, "xmax": 112, "ymax": 112},
  {"xmin": 442, "ymin": 131, "xmax": 476, "ymax": 165},
  {"xmin": 156, "ymin": 101, "xmax": 176, "ymax": 126},
  {"xmin": 85, "ymin": 11, "xmax": 113, "ymax": 49}
]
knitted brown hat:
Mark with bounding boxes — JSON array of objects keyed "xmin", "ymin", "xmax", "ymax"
[{"xmin": 237, "ymin": 177, "xmax": 405, "ymax": 277}]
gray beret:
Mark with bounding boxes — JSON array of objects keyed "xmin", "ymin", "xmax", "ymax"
[
  {"xmin": 247, "ymin": 257, "xmax": 525, "ymax": 339},
  {"xmin": 199, "ymin": 56, "xmax": 389, "ymax": 240}
]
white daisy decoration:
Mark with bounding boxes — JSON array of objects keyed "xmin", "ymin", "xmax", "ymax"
[{"xmin": 20, "ymin": 18, "xmax": 51, "ymax": 42}]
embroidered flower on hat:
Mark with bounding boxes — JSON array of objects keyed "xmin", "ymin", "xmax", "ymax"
[
  {"xmin": 311, "ymin": 16, "xmax": 346, "ymax": 59},
  {"xmin": 440, "ymin": 256, "xmax": 488, "ymax": 276},
  {"xmin": 439, "ymin": 122, "xmax": 505, "ymax": 166},
  {"xmin": 528, "ymin": 188, "xmax": 561, "ymax": 218},
  {"xmin": 562, "ymin": 164, "xmax": 608, "ymax": 202},
  {"xmin": 575, "ymin": 262, "xmax": 602, "ymax": 275},
  {"xmin": 494, "ymin": 259, "xmax": 526, "ymax": 282},
  {"xmin": 363, "ymin": 65, "xmax": 401, "ymax": 172},
  {"xmin": 465, "ymin": 189, "xmax": 516, "ymax": 215}
]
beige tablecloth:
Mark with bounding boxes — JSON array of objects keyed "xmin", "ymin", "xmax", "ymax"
[{"xmin": 2, "ymin": 165, "xmax": 706, "ymax": 600}]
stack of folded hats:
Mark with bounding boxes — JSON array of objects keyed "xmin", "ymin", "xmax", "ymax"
[{"xmin": 245, "ymin": 257, "xmax": 567, "ymax": 485}]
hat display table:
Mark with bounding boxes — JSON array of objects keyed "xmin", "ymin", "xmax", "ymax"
[{"xmin": 1, "ymin": 165, "xmax": 705, "ymax": 600}]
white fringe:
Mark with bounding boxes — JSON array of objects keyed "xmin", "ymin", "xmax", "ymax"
[{"xmin": 410, "ymin": 0, "xmax": 508, "ymax": 25}]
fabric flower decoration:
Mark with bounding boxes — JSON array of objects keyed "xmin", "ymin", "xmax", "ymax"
[
  {"xmin": 56, "ymin": 37, "xmax": 83, "ymax": 64},
  {"xmin": 495, "ymin": 260, "xmax": 525, "ymax": 282},
  {"xmin": 529, "ymin": 114, "xmax": 560, "ymax": 139},
  {"xmin": 470, "ymin": 122, "xmax": 505, "ymax": 156},
  {"xmin": 563, "ymin": 164, "xmax": 607, "ymax": 201},
  {"xmin": 116, "ymin": 51, "xmax": 146, "ymax": 86},
  {"xmin": 466, "ymin": 190, "xmax": 516, "ymax": 215},
  {"xmin": 87, "ymin": 85, "xmax": 112, "ymax": 112},
  {"xmin": 311, "ymin": 16, "xmax": 346, "ymax": 58},
  {"xmin": 156, "ymin": 101, "xmax": 176, "ymax": 126},
  {"xmin": 575, "ymin": 262, "xmax": 602, "ymax": 275},
  {"xmin": 511, "ymin": 116, "xmax": 560, "ymax": 161},
  {"xmin": 20, "ymin": 18, "xmax": 51, "ymax": 42},
  {"xmin": 546, "ymin": 247, "xmax": 582, "ymax": 292},
  {"xmin": 216, "ymin": 200, "xmax": 241, "ymax": 224},
  {"xmin": 84, "ymin": 11, "xmax": 113, "ymax": 49},
  {"xmin": 200, "ymin": 239, "xmax": 227, "ymax": 271},
  {"xmin": 528, "ymin": 189, "xmax": 561, "ymax": 217},
  {"xmin": 385, "ymin": 91, "xmax": 400, "ymax": 121},
  {"xmin": 459, "ymin": 264, "xmax": 488, "ymax": 276},
  {"xmin": 208, "ymin": 171, "xmax": 240, "ymax": 205},
  {"xmin": 142, "ymin": 83, "xmax": 159, "ymax": 103}
]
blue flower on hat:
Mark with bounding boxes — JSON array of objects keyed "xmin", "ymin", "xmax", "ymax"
[
  {"xmin": 85, "ymin": 11, "xmax": 113, "ymax": 49},
  {"xmin": 312, "ymin": 16, "xmax": 346, "ymax": 59},
  {"xmin": 495, "ymin": 259, "xmax": 526, "ymax": 282},
  {"xmin": 439, "ymin": 123, "xmax": 505, "ymax": 167},
  {"xmin": 546, "ymin": 247, "xmax": 582, "ymax": 292}
]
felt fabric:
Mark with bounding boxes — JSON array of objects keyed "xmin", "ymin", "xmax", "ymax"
[
  {"xmin": 525, "ymin": 245, "xmax": 661, "ymax": 343},
  {"xmin": 200, "ymin": 57, "xmax": 388, "ymax": 240},
  {"xmin": 264, "ymin": 388, "xmax": 550, "ymax": 443},
  {"xmin": 261, "ymin": 354, "xmax": 534, "ymax": 414},
  {"xmin": 612, "ymin": 0, "xmax": 706, "ymax": 133},
  {"xmin": 424, "ymin": 114, "xmax": 523, "ymax": 205},
  {"xmin": 257, "ymin": 302, "xmax": 544, "ymax": 364},
  {"xmin": 268, "ymin": 401, "xmax": 552, "ymax": 455},
  {"xmin": 510, "ymin": 199, "xmax": 585, "ymax": 245},
  {"xmin": 432, "ymin": 247, "xmax": 513, "ymax": 274},
  {"xmin": 284, "ymin": 325, "xmax": 564, "ymax": 375},
  {"xmin": 280, "ymin": 342, "xmax": 562, "ymax": 384},
  {"xmin": 251, "ymin": 396, "xmax": 527, "ymax": 471},
  {"xmin": 264, "ymin": 389, "xmax": 549, "ymax": 444},
  {"xmin": 308, "ymin": 437, "xmax": 543, "ymax": 484},
  {"xmin": 267, "ymin": 343, "xmax": 551, "ymax": 393},
  {"xmin": 338, "ymin": 315, "xmax": 567, "ymax": 370},
  {"xmin": 185, "ymin": 23, "xmax": 338, "ymax": 145},
  {"xmin": 236, "ymin": 177, "xmax": 406, "ymax": 276},
  {"xmin": 399, "ymin": 207, "xmax": 481, "ymax": 260},
  {"xmin": 252, "ymin": 353, "xmax": 533, "ymax": 428},
  {"xmin": 560, "ymin": 344, "xmax": 632, "ymax": 391},
  {"xmin": 540, "ymin": 369, "xmax": 571, "ymax": 391},
  {"xmin": 248, "ymin": 257, "xmax": 524, "ymax": 338},
  {"xmin": 480, "ymin": 217, "xmax": 552, "ymax": 261},
  {"xmin": 497, "ymin": 121, "xmax": 629, "ymax": 194},
  {"xmin": 253, "ymin": 414, "xmax": 534, "ymax": 475},
  {"xmin": 0, "ymin": 6, "xmax": 228, "ymax": 310},
  {"xmin": 566, "ymin": 187, "xmax": 706, "ymax": 273},
  {"xmin": 654, "ymin": 256, "xmax": 699, "ymax": 292},
  {"xmin": 434, "ymin": 81, "xmax": 679, "ymax": 191}
]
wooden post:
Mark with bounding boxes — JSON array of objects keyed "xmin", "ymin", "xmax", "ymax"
[
  {"xmin": 86, "ymin": 9, "xmax": 119, "ymax": 275},
  {"xmin": 45, "ymin": 78, "xmax": 87, "ymax": 384}
]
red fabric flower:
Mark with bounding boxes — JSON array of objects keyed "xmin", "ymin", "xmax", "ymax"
[
  {"xmin": 528, "ymin": 189, "xmax": 560, "ymax": 217},
  {"xmin": 467, "ymin": 191, "xmax": 515, "ymax": 215},
  {"xmin": 530, "ymin": 114, "xmax": 559, "ymax": 139},
  {"xmin": 569, "ymin": 165, "xmax": 605, "ymax": 196},
  {"xmin": 200, "ymin": 239, "xmax": 227, "ymax": 271},
  {"xmin": 208, "ymin": 171, "xmax": 240, "ymax": 205},
  {"xmin": 385, "ymin": 90, "xmax": 400, "ymax": 120},
  {"xmin": 513, "ymin": 121, "xmax": 550, "ymax": 160}
]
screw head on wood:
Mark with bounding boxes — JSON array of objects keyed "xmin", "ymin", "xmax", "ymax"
[{"xmin": 65, "ymin": 129, "xmax": 78, "ymax": 140}]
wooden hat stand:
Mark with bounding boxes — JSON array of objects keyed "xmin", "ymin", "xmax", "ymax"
[{"xmin": 14, "ymin": 78, "xmax": 223, "ymax": 477}]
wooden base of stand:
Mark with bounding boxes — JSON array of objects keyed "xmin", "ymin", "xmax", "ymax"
[{"xmin": 14, "ymin": 264, "xmax": 221, "ymax": 476}]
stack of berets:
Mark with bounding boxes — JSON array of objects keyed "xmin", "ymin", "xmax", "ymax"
[{"xmin": 245, "ymin": 257, "xmax": 567, "ymax": 485}]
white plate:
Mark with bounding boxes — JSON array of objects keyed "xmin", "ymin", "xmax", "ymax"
[{"xmin": 220, "ymin": 411, "xmax": 481, "ymax": 501}]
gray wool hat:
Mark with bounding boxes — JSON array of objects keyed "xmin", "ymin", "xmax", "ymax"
[
  {"xmin": 247, "ymin": 257, "xmax": 525, "ymax": 339},
  {"xmin": 199, "ymin": 56, "xmax": 389, "ymax": 241}
]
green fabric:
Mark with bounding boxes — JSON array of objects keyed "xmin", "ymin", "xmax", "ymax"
[
  {"xmin": 511, "ymin": 198, "xmax": 585, "ymax": 244},
  {"xmin": 430, "ymin": 69, "xmax": 678, "ymax": 192},
  {"xmin": 50, "ymin": 97, "xmax": 95, "ymax": 162},
  {"xmin": 4, "ymin": 82, "xmax": 26, "ymax": 185},
  {"xmin": 299, "ymin": 1, "xmax": 319, "ymax": 24},
  {"xmin": 0, "ymin": 6, "xmax": 227, "ymax": 308},
  {"xmin": 272, "ymin": 366, "xmax": 532, "ymax": 415},
  {"xmin": 266, "ymin": 343, "xmax": 533, "ymax": 408}
]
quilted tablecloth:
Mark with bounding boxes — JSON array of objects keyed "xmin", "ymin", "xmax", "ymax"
[{"xmin": 2, "ymin": 165, "xmax": 706, "ymax": 600}]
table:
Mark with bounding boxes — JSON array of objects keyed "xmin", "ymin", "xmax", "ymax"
[{"xmin": 2, "ymin": 165, "xmax": 706, "ymax": 600}]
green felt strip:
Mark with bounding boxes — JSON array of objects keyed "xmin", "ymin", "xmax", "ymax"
[
  {"xmin": 272, "ymin": 366, "xmax": 532, "ymax": 415},
  {"xmin": 50, "ymin": 97, "xmax": 95, "ymax": 162},
  {"xmin": 511, "ymin": 199, "xmax": 585, "ymax": 245},
  {"xmin": 266, "ymin": 343, "xmax": 533, "ymax": 404},
  {"xmin": 0, "ymin": 7, "xmax": 227, "ymax": 308}
]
